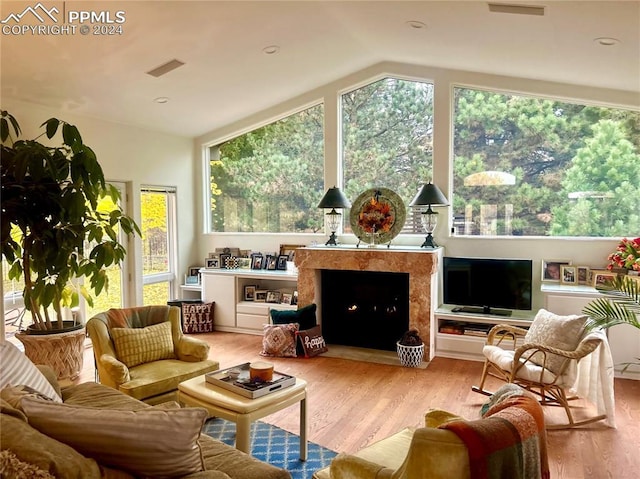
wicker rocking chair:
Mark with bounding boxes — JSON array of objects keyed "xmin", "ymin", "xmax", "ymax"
[{"xmin": 472, "ymin": 322, "xmax": 610, "ymax": 429}]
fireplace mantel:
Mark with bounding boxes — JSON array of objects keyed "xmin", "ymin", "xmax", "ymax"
[{"xmin": 294, "ymin": 246, "xmax": 442, "ymax": 359}]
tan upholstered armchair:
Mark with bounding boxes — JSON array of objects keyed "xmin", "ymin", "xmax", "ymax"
[{"xmin": 87, "ymin": 305, "xmax": 219, "ymax": 405}]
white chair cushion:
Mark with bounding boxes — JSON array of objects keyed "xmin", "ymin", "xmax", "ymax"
[{"xmin": 483, "ymin": 345, "xmax": 558, "ymax": 384}]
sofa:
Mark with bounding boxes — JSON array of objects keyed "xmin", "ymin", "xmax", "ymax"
[
  {"xmin": 86, "ymin": 305, "xmax": 220, "ymax": 405},
  {"xmin": 0, "ymin": 341, "xmax": 291, "ymax": 479},
  {"xmin": 313, "ymin": 384, "xmax": 549, "ymax": 479}
]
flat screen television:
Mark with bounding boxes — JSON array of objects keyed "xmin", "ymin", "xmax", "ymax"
[{"xmin": 443, "ymin": 257, "xmax": 532, "ymax": 316}]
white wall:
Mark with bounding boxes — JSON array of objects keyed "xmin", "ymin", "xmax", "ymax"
[
  {"xmin": 3, "ymin": 98, "xmax": 196, "ymax": 304},
  {"xmin": 194, "ymin": 61, "xmax": 639, "ymax": 312}
]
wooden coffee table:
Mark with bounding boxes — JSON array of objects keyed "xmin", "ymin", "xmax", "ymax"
[{"xmin": 178, "ymin": 375, "xmax": 308, "ymax": 460}]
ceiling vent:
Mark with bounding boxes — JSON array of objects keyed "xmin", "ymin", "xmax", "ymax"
[
  {"xmin": 488, "ymin": 3, "xmax": 545, "ymax": 16},
  {"xmin": 146, "ymin": 59, "xmax": 185, "ymax": 78}
]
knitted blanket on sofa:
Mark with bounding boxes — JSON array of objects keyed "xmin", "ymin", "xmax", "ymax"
[{"xmin": 441, "ymin": 386, "xmax": 550, "ymax": 479}]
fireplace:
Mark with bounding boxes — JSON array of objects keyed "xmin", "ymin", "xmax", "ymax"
[
  {"xmin": 321, "ymin": 270, "xmax": 409, "ymax": 351},
  {"xmin": 295, "ymin": 246, "xmax": 441, "ymax": 359}
]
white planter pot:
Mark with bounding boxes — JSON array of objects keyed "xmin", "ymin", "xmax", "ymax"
[{"xmin": 396, "ymin": 341, "xmax": 424, "ymax": 368}]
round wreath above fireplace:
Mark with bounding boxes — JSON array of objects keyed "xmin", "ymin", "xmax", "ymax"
[{"xmin": 349, "ymin": 187, "xmax": 406, "ymax": 245}]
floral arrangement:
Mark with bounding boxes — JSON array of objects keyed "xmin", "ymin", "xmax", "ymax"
[
  {"xmin": 358, "ymin": 197, "xmax": 394, "ymax": 234},
  {"xmin": 607, "ymin": 237, "xmax": 640, "ymax": 272}
]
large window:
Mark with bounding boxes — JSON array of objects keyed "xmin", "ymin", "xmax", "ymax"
[
  {"xmin": 209, "ymin": 104, "xmax": 324, "ymax": 233},
  {"xmin": 453, "ymin": 87, "xmax": 640, "ymax": 237},
  {"xmin": 141, "ymin": 187, "xmax": 177, "ymax": 305},
  {"xmin": 341, "ymin": 77, "xmax": 434, "ymax": 233}
]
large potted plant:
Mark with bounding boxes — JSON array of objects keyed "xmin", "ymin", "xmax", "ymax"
[{"xmin": 1, "ymin": 110, "xmax": 139, "ymax": 379}]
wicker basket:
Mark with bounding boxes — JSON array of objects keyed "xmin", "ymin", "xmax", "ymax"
[
  {"xmin": 396, "ymin": 341, "xmax": 424, "ymax": 368},
  {"xmin": 15, "ymin": 325, "xmax": 85, "ymax": 380}
]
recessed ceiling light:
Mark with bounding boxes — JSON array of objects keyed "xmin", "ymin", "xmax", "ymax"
[
  {"xmin": 406, "ymin": 20, "xmax": 426, "ymax": 29},
  {"xmin": 262, "ymin": 45, "xmax": 280, "ymax": 55},
  {"xmin": 594, "ymin": 37, "xmax": 621, "ymax": 46},
  {"xmin": 154, "ymin": 97, "xmax": 169, "ymax": 104}
]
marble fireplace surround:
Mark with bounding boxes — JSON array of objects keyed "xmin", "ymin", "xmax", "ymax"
[{"xmin": 295, "ymin": 246, "xmax": 441, "ymax": 360}]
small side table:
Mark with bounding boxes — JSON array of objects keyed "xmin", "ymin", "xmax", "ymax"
[{"xmin": 178, "ymin": 375, "xmax": 308, "ymax": 460}]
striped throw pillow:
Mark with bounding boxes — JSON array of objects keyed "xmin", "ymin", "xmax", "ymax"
[
  {"xmin": 110, "ymin": 322, "xmax": 175, "ymax": 368},
  {"xmin": 0, "ymin": 341, "xmax": 62, "ymax": 402}
]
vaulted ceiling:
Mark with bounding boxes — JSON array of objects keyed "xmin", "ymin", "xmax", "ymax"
[{"xmin": 1, "ymin": 1, "xmax": 638, "ymax": 137}]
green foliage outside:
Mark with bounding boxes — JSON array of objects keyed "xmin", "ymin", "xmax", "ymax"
[
  {"xmin": 453, "ymin": 88, "xmax": 640, "ymax": 236},
  {"xmin": 211, "ymin": 105, "xmax": 325, "ymax": 232},
  {"xmin": 342, "ymin": 78, "xmax": 434, "ymax": 232},
  {"xmin": 210, "ymin": 77, "xmax": 639, "ymax": 237}
]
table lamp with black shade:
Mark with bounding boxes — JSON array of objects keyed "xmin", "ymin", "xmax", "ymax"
[
  {"xmin": 409, "ymin": 182, "xmax": 448, "ymax": 248},
  {"xmin": 318, "ymin": 186, "xmax": 351, "ymax": 246}
]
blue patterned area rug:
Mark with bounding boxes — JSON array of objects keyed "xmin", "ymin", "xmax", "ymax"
[{"xmin": 203, "ymin": 418, "xmax": 338, "ymax": 479}]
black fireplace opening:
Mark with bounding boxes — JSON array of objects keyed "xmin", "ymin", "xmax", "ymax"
[{"xmin": 321, "ymin": 269, "xmax": 410, "ymax": 351}]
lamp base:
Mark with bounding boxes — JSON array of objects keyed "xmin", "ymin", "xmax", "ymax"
[
  {"xmin": 325, "ymin": 231, "xmax": 338, "ymax": 246},
  {"xmin": 420, "ymin": 233, "xmax": 438, "ymax": 248}
]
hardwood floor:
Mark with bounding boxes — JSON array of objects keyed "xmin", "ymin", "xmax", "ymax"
[{"xmin": 76, "ymin": 331, "xmax": 640, "ymax": 479}]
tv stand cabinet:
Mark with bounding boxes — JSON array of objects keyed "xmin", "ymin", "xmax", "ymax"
[{"xmin": 433, "ymin": 305, "xmax": 535, "ymax": 362}]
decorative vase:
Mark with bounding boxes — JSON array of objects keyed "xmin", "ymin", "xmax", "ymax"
[
  {"xmin": 15, "ymin": 321, "xmax": 86, "ymax": 380},
  {"xmin": 396, "ymin": 341, "xmax": 424, "ymax": 367}
]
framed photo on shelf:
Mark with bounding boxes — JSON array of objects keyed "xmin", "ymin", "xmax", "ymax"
[
  {"xmin": 276, "ymin": 255, "xmax": 289, "ymax": 270},
  {"xmin": 188, "ymin": 266, "xmax": 202, "ymax": 278},
  {"xmin": 281, "ymin": 293, "xmax": 293, "ymax": 305},
  {"xmin": 591, "ymin": 269, "xmax": 617, "ymax": 287},
  {"xmin": 265, "ymin": 255, "xmax": 277, "ymax": 270},
  {"xmin": 541, "ymin": 259, "xmax": 571, "ymax": 283},
  {"xmin": 254, "ymin": 290, "xmax": 267, "ymax": 302},
  {"xmin": 577, "ymin": 266, "xmax": 591, "ymax": 285},
  {"xmin": 243, "ymin": 285, "xmax": 257, "ymax": 301},
  {"xmin": 251, "ymin": 254, "xmax": 263, "ymax": 270},
  {"xmin": 266, "ymin": 291, "xmax": 281, "ymax": 303},
  {"xmin": 205, "ymin": 257, "xmax": 220, "ymax": 269},
  {"xmin": 560, "ymin": 265, "xmax": 577, "ymax": 285},
  {"xmin": 279, "ymin": 244, "xmax": 305, "ymax": 262},
  {"xmin": 185, "ymin": 275, "xmax": 200, "ymax": 285},
  {"xmin": 238, "ymin": 257, "xmax": 251, "ymax": 269}
]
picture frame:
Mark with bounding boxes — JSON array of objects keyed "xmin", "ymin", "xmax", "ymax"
[
  {"xmin": 238, "ymin": 257, "xmax": 251, "ymax": 269},
  {"xmin": 185, "ymin": 275, "xmax": 200, "ymax": 285},
  {"xmin": 276, "ymin": 255, "xmax": 289, "ymax": 271},
  {"xmin": 577, "ymin": 266, "xmax": 591, "ymax": 285},
  {"xmin": 243, "ymin": 285, "xmax": 257, "ymax": 301},
  {"xmin": 205, "ymin": 257, "xmax": 220, "ymax": 269},
  {"xmin": 541, "ymin": 259, "xmax": 571, "ymax": 283},
  {"xmin": 265, "ymin": 254, "xmax": 277, "ymax": 270},
  {"xmin": 560, "ymin": 265, "xmax": 577, "ymax": 285},
  {"xmin": 281, "ymin": 292, "xmax": 293, "ymax": 305},
  {"xmin": 188, "ymin": 266, "xmax": 202, "ymax": 278},
  {"xmin": 219, "ymin": 253, "xmax": 231, "ymax": 269},
  {"xmin": 279, "ymin": 244, "xmax": 305, "ymax": 262},
  {"xmin": 291, "ymin": 290, "xmax": 298, "ymax": 306},
  {"xmin": 215, "ymin": 247, "xmax": 240, "ymax": 257},
  {"xmin": 591, "ymin": 269, "xmax": 617, "ymax": 287},
  {"xmin": 254, "ymin": 290, "xmax": 267, "ymax": 302},
  {"xmin": 266, "ymin": 290, "xmax": 281, "ymax": 303},
  {"xmin": 251, "ymin": 254, "xmax": 264, "ymax": 270}
]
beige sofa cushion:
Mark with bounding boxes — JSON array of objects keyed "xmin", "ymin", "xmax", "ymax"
[
  {"xmin": 20, "ymin": 397, "xmax": 208, "ymax": 478},
  {"xmin": 110, "ymin": 321, "xmax": 176, "ymax": 368},
  {"xmin": 1, "ymin": 399, "xmax": 102, "ymax": 479}
]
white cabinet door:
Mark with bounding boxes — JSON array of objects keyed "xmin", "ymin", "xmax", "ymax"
[{"xmin": 202, "ymin": 274, "xmax": 236, "ymax": 328}]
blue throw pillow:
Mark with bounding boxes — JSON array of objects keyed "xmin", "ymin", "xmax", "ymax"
[{"xmin": 270, "ymin": 304, "xmax": 317, "ymax": 331}]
